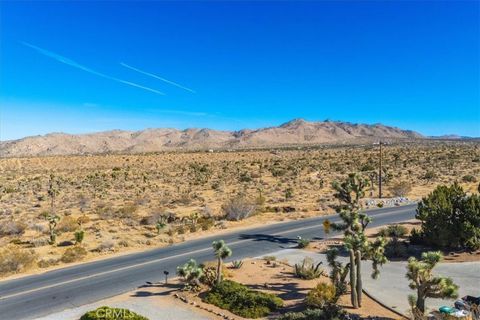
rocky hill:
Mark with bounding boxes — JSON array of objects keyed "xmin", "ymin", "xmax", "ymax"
[{"xmin": 0, "ymin": 119, "xmax": 425, "ymax": 157}]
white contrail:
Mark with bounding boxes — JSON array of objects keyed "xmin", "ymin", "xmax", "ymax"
[
  {"xmin": 20, "ymin": 41, "xmax": 165, "ymax": 95},
  {"xmin": 120, "ymin": 62, "xmax": 196, "ymax": 93}
]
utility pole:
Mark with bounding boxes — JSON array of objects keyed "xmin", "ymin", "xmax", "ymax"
[{"xmin": 378, "ymin": 142, "xmax": 383, "ymax": 199}]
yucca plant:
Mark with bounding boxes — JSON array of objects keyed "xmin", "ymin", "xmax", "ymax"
[
  {"xmin": 294, "ymin": 257, "xmax": 324, "ymax": 280},
  {"xmin": 231, "ymin": 260, "xmax": 243, "ymax": 269}
]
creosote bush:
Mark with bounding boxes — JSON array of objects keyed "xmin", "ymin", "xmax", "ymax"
[
  {"xmin": 222, "ymin": 196, "xmax": 257, "ymax": 221},
  {"xmin": 61, "ymin": 246, "xmax": 87, "ymax": 263}
]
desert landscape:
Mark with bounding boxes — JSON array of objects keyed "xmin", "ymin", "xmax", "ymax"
[{"xmin": 0, "ymin": 133, "xmax": 478, "ymax": 277}]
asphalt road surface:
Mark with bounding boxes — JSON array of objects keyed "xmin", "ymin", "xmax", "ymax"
[{"xmin": 0, "ymin": 204, "xmax": 417, "ymax": 320}]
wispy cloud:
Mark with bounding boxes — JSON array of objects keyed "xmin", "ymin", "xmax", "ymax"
[
  {"xmin": 120, "ymin": 62, "xmax": 196, "ymax": 93},
  {"xmin": 20, "ymin": 41, "xmax": 165, "ymax": 95},
  {"xmin": 155, "ymin": 109, "xmax": 208, "ymax": 116}
]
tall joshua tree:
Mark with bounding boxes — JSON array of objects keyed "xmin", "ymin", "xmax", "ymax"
[
  {"xmin": 212, "ymin": 240, "xmax": 232, "ymax": 285},
  {"xmin": 47, "ymin": 173, "xmax": 59, "ymax": 216},
  {"xmin": 406, "ymin": 251, "xmax": 458, "ymax": 314},
  {"xmin": 331, "ymin": 173, "xmax": 387, "ymax": 308}
]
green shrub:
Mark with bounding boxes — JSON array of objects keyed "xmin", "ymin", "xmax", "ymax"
[
  {"xmin": 80, "ymin": 306, "xmax": 148, "ymax": 320},
  {"xmin": 378, "ymin": 224, "xmax": 408, "ymax": 238},
  {"xmin": 305, "ymin": 283, "xmax": 336, "ymax": 308},
  {"xmin": 278, "ymin": 306, "xmax": 345, "ymax": 320},
  {"xmin": 462, "ymin": 175, "xmax": 477, "ymax": 183},
  {"xmin": 294, "ymin": 257, "xmax": 324, "ymax": 280},
  {"xmin": 415, "ymin": 183, "xmax": 480, "ymax": 250},
  {"xmin": 204, "ymin": 280, "xmax": 283, "ymax": 318},
  {"xmin": 297, "ymin": 238, "xmax": 311, "ymax": 248}
]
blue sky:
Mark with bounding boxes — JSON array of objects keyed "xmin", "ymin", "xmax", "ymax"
[{"xmin": 0, "ymin": 1, "xmax": 478, "ymax": 140}]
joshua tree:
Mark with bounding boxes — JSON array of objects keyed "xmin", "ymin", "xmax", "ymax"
[
  {"xmin": 176, "ymin": 259, "xmax": 203, "ymax": 291},
  {"xmin": 406, "ymin": 251, "xmax": 458, "ymax": 314},
  {"xmin": 47, "ymin": 174, "xmax": 59, "ymax": 216},
  {"xmin": 212, "ymin": 240, "xmax": 232, "ymax": 285},
  {"xmin": 46, "ymin": 213, "xmax": 60, "ymax": 245},
  {"xmin": 331, "ymin": 173, "xmax": 388, "ymax": 308}
]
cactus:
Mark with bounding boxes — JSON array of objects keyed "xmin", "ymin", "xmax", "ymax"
[
  {"xmin": 74, "ymin": 229, "xmax": 85, "ymax": 245},
  {"xmin": 356, "ymin": 250, "xmax": 362, "ymax": 307},
  {"xmin": 349, "ymin": 249, "xmax": 358, "ymax": 308}
]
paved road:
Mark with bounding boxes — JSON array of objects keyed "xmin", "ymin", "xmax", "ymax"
[{"xmin": 0, "ymin": 204, "xmax": 417, "ymax": 320}]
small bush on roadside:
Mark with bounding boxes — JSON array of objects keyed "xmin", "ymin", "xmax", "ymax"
[
  {"xmin": 378, "ymin": 224, "xmax": 408, "ymax": 238},
  {"xmin": 80, "ymin": 306, "xmax": 149, "ymax": 320},
  {"xmin": 305, "ymin": 283, "xmax": 336, "ymax": 308},
  {"xmin": 263, "ymin": 256, "xmax": 276, "ymax": 264},
  {"xmin": 61, "ymin": 246, "xmax": 87, "ymax": 263},
  {"xmin": 390, "ymin": 181, "xmax": 412, "ymax": 197},
  {"xmin": 94, "ymin": 240, "xmax": 115, "ymax": 252},
  {"xmin": 0, "ymin": 246, "xmax": 37, "ymax": 274},
  {"xmin": 204, "ymin": 280, "xmax": 283, "ymax": 318},
  {"xmin": 222, "ymin": 196, "xmax": 257, "ymax": 221},
  {"xmin": 297, "ymin": 238, "xmax": 311, "ymax": 248},
  {"xmin": 294, "ymin": 257, "xmax": 324, "ymax": 279}
]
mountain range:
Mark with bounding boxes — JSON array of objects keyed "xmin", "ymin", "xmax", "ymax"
[{"xmin": 0, "ymin": 119, "xmax": 461, "ymax": 157}]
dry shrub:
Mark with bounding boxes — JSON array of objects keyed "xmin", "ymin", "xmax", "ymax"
[
  {"xmin": 390, "ymin": 181, "xmax": 413, "ymax": 197},
  {"xmin": 31, "ymin": 237, "xmax": 50, "ymax": 247},
  {"xmin": 222, "ymin": 196, "xmax": 257, "ymax": 221},
  {"xmin": 0, "ymin": 220, "xmax": 27, "ymax": 236},
  {"xmin": 0, "ymin": 246, "xmax": 37, "ymax": 274},
  {"xmin": 94, "ymin": 240, "xmax": 115, "ymax": 252},
  {"xmin": 58, "ymin": 216, "xmax": 78, "ymax": 232},
  {"xmin": 61, "ymin": 246, "xmax": 87, "ymax": 263},
  {"xmin": 38, "ymin": 258, "xmax": 59, "ymax": 268}
]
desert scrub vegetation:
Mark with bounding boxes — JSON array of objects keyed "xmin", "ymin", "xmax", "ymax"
[
  {"xmin": 204, "ymin": 280, "xmax": 283, "ymax": 318},
  {"xmin": 0, "ymin": 246, "xmax": 37, "ymax": 274},
  {"xmin": 79, "ymin": 306, "xmax": 149, "ymax": 320},
  {"xmin": 0, "ymin": 142, "xmax": 478, "ymax": 276}
]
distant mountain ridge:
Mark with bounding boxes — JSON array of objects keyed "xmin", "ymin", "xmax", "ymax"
[{"xmin": 0, "ymin": 119, "xmax": 427, "ymax": 157}]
